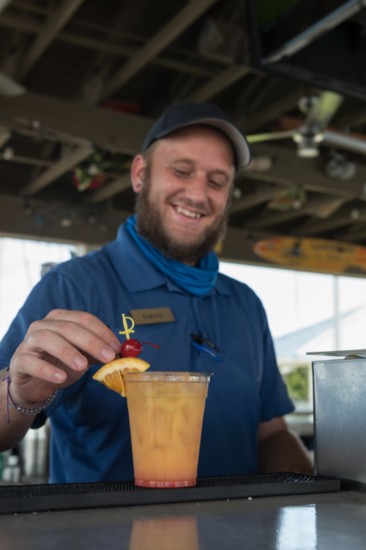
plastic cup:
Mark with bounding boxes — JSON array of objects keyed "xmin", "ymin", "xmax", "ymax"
[{"xmin": 124, "ymin": 371, "xmax": 211, "ymax": 488}]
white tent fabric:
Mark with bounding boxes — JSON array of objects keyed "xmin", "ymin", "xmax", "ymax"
[{"xmin": 274, "ymin": 306, "xmax": 365, "ymax": 359}]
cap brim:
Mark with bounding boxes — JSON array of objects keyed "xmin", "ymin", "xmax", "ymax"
[{"xmin": 158, "ymin": 117, "xmax": 251, "ymax": 170}]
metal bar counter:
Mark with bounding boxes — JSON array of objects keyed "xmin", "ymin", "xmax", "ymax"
[{"xmin": 0, "ymin": 488, "xmax": 365, "ymax": 549}]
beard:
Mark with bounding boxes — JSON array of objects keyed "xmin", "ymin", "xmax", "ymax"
[{"xmin": 134, "ymin": 169, "xmax": 231, "ymax": 265}]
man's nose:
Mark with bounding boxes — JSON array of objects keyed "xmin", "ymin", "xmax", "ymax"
[{"xmin": 184, "ymin": 173, "xmax": 207, "ymax": 203}]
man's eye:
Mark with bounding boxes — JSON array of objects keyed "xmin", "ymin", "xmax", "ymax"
[
  {"xmin": 209, "ymin": 179, "xmax": 225, "ymax": 188},
  {"xmin": 173, "ymin": 168, "xmax": 191, "ymax": 177}
]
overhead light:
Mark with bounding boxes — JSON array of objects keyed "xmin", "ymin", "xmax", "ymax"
[
  {"xmin": 296, "ymin": 138, "xmax": 320, "ymax": 158},
  {"xmin": 293, "ymin": 126, "xmax": 324, "ymax": 158}
]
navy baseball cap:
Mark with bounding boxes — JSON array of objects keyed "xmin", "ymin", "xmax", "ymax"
[{"xmin": 141, "ymin": 102, "xmax": 251, "ymax": 170}]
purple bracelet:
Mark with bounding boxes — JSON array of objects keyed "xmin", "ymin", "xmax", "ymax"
[{"xmin": 1, "ymin": 369, "xmax": 59, "ymax": 423}]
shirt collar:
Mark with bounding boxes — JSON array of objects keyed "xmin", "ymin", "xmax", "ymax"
[{"xmin": 105, "ymin": 223, "xmax": 229, "ymax": 295}]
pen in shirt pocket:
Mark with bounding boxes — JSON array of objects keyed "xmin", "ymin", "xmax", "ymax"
[{"xmin": 190, "ymin": 333, "xmax": 223, "ymax": 363}]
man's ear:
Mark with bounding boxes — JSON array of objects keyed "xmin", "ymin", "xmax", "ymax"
[{"xmin": 131, "ymin": 154, "xmax": 146, "ymax": 193}]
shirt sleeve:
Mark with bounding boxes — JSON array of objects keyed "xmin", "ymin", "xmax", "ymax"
[
  {"xmin": 258, "ymin": 303, "xmax": 295, "ymax": 422},
  {"xmin": 0, "ymin": 267, "xmax": 88, "ymax": 370}
]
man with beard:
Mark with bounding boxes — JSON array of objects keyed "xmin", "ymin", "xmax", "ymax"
[{"xmin": 0, "ymin": 103, "xmax": 312, "ymax": 482}]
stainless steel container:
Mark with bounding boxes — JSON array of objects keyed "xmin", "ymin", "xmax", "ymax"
[{"xmin": 311, "ymin": 350, "xmax": 366, "ymax": 484}]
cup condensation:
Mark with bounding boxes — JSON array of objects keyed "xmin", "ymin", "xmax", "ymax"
[{"xmin": 124, "ymin": 371, "xmax": 211, "ymax": 488}]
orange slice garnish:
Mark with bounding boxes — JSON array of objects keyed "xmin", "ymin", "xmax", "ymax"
[{"xmin": 92, "ymin": 356, "xmax": 150, "ymax": 397}]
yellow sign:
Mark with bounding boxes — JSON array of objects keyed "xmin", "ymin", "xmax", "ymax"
[{"xmin": 253, "ymin": 237, "xmax": 366, "ymax": 275}]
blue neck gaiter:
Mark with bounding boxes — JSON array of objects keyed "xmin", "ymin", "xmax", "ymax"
[{"xmin": 125, "ymin": 215, "xmax": 218, "ymax": 296}]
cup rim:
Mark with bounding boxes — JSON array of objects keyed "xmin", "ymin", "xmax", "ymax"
[{"xmin": 123, "ymin": 371, "xmax": 212, "ymax": 382}]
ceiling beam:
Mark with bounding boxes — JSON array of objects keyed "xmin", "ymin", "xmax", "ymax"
[
  {"xmin": 0, "ymin": 152, "xmax": 52, "ymax": 167},
  {"xmin": 0, "ymin": 12, "xmax": 216, "ymax": 79},
  {"xmin": 337, "ymin": 106, "xmax": 366, "ymax": 130},
  {"xmin": 246, "ymin": 194, "xmax": 352, "ymax": 230},
  {"xmin": 245, "ymin": 90, "xmax": 304, "ymax": 133},
  {"xmin": 249, "ymin": 143, "xmax": 366, "ymax": 198},
  {"xmin": 0, "ymin": 92, "xmax": 154, "ymax": 154},
  {"xmin": 16, "ymin": 0, "xmax": 85, "ymax": 80},
  {"xmin": 0, "ymin": 193, "xmax": 128, "ymax": 245},
  {"xmin": 102, "ymin": 0, "xmax": 218, "ymax": 98},
  {"xmin": 247, "ymin": 206, "xmax": 308, "ymax": 230},
  {"xmin": 21, "ymin": 145, "xmax": 93, "ymax": 195},
  {"xmin": 230, "ymin": 183, "xmax": 285, "ymax": 213},
  {"xmin": 293, "ymin": 204, "xmax": 366, "ymax": 236},
  {"xmin": 187, "ymin": 65, "xmax": 251, "ymax": 102},
  {"xmin": 85, "ymin": 174, "xmax": 131, "ymax": 204},
  {"xmin": 337, "ymin": 223, "xmax": 366, "ymax": 242},
  {"xmin": 0, "ymin": 125, "xmax": 10, "ymax": 147}
]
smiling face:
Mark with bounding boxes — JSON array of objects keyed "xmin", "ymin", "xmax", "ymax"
[{"xmin": 131, "ymin": 125, "xmax": 236, "ymax": 264}]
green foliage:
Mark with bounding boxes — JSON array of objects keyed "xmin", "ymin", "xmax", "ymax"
[{"xmin": 282, "ymin": 364, "xmax": 309, "ymax": 402}]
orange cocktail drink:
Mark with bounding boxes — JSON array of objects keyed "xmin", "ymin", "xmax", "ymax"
[{"xmin": 124, "ymin": 371, "xmax": 211, "ymax": 488}]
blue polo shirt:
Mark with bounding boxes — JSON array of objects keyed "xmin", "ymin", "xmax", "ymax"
[{"xmin": 0, "ymin": 223, "xmax": 294, "ymax": 482}]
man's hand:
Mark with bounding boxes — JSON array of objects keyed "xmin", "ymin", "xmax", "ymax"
[
  {"xmin": 7, "ymin": 309, "xmax": 121, "ymax": 408},
  {"xmin": 258, "ymin": 417, "xmax": 313, "ymax": 474}
]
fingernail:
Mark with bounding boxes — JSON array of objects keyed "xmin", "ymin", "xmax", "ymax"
[
  {"xmin": 110, "ymin": 341, "xmax": 121, "ymax": 353},
  {"xmin": 101, "ymin": 347, "xmax": 115, "ymax": 362},
  {"xmin": 74, "ymin": 355, "xmax": 87, "ymax": 369},
  {"xmin": 53, "ymin": 371, "xmax": 66, "ymax": 382}
]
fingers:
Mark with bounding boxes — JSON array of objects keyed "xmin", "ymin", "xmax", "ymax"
[
  {"xmin": 12, "ymin": 309, "xmax": 121, "ymax": 385},
  {"xmin": 44, "ymin": 309, "xmax": 121, "ymax": 354},
  {"xmin": 11, "ymin": 352, "xmax": 67, "ymax": 385},
  {"xmin": 29, "ymin": 309, "xmax": 120, "ymax": 362}
]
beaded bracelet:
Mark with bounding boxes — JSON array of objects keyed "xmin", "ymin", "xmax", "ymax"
[{"xmin": 1, "ymin": 369, "xmax": 59, "ymax": 423}]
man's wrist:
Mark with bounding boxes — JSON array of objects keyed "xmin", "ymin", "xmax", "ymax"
[{"xmin": 1, "ymin": 369, "xmax": 59, "ymax": 422}]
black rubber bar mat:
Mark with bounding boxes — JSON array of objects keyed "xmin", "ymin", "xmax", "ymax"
[{"xmin": 0, "ymin": 472, "xmax": 340, "ymax": 515}]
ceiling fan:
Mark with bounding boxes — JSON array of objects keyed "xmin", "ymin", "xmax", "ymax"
[
  {"xmin": 245, "ymin": 91, "xmax": 366, "ymax": 218},
  {"xmin": 246, "ymin": 91, "xmax": 366, "ymax": 158}
]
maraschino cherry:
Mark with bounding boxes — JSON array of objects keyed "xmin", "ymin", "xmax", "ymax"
[{"xmin": 121, "ymin": 339, "xmax": 159, "ymax": 358}]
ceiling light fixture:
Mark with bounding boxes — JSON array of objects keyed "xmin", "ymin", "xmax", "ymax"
[
  {"xmin": 293, "ymin": 128, "xmax": 324, "ymax": 158},
  {"xmin": 296, "ymin": 139, "xmax": 319, "ymax": 158}
]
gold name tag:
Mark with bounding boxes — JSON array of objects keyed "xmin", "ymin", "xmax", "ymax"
[{"xmin": 130, "ymin": 307, "xmax": 175, "ymax": 325}]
